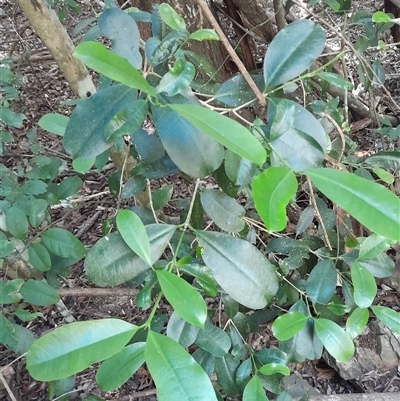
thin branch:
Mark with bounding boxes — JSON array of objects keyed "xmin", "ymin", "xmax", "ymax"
[{"xmin": 58, "ymin": 287, "xmax": 139, "ymax": 298}]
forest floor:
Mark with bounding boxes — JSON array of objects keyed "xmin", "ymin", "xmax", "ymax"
[{"xmin": 1, "ymin": 0, "xmax": 399, "ymax": 400}]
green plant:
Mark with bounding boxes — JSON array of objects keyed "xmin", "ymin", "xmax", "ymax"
[{"xmin": 6, "ymin": 3, "xmax": 400, "ymax": 400}]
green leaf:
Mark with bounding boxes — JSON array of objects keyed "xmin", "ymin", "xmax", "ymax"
[
  {"xmin": 192, "ymin": 348, "xmax": 215, "ymax": 377},
  {"xmin": 243, "ymin": 375, "xmax": 269, "ymax": 401},
  {"xmin": 153, "ymin": 104, "xmax": 223, "ymax": 178},
  {"xmin": 85, "ymin": 225, "xmax": 176, "ymax": 286},
  {"xmin": 195, "ymin": 230, "xmax": 279, "ymax": 309},
  {"xmin": 0, "ymin": 107, "xmax": 26, "ymax": 127},
  {"xmin": 5, "ymin": 206, "xmax": 28, "ymax": 239},
  {"xmin": 189, "ymin": 29, "xmax": 219, "ymax": 41},
  {"xmin": 0, "ymin": 314, "xmax": 35, "ymax": 355},
  {"xmin": 63, "ymin": 84, "xmax": 137, "ymax": 159},
  {"xmin": 252, "ymin": 167, "xmax": 298, "ymax": 232},
  {"xmin": 28, "ymin": 199, "xmax": 48, "ymax": 229},
  {"xmin": 259, "ymin": 363, "xmax": 290, "ymax": 376},
  {"xmin": 157, "ymin": 59, "xmax": 195, "ymax": 96},
  {"xmin": 48, "ymin": 376, "xmax": 74, "ymax": 401},
  {"xmin": 41, "ymin": 228, "xmax": 85, "ymax": 260},
  {"xmin": 358, "ymin": 234, "xmax": 395, "ymax": 260},
  {"xmin": 27, "ymin": 319, "xmax": 138, "ymax": 381},
  {"xmin": 20, "ymin": 179, "xmax": 48, "ymax": 195},
  {"xmin": 351, "ymin": 262, "xmax": 377, "ymax": 308},
  {"xmin": 168, "ymin": 104, "xmax": 266, "ymax": 167},
  {"xmin": 179, "ymin": 263, "xmax": 218, "ymax": 297},
  {"xmin": 372, "ymin": 11, "xmax": 393, "ymax": 23},
  {"xmin": 225, "ymin": 149, "xmax": 256, "ymax": 185},
  {"xmin": 116, "ymin": 209, "xmax": 152, "ymax": 266},
  {"xmin": 370, "ymin": 306, "xmax": 400, "ymax": 334},
  {"xmin": 12, "ymin": 308, "xmax": 43, "ymax": 322},
  {"xmin": 56, "ymin": 176, "xmax": 82, "ymax": 200},
  {"xmin": 305, "ymin": 168, "xmax": 400, "ymax": 241},
  {"xmin": 317, "ymin": 72, "xmax": 353, "ymax": 90},
  {"xmin": 215, "ymin": 353, "xmax": 241, "ymax": 397},
  {"xmin": 152, "ymin": 185, "xmax": 173, "ymax": 211},
  {"xmin": 149, "ymin": 29, "xmax": 189, "ymax": 66},
  {"xmin": 0, "ymin": 279, "xmax": 24, "ymax": 304},
  {"xmin": 28, "ymin": 243, "xmax": 51, "ymax": 272},
  {"xmin": 99, "ymin": 8, "xmax": 142, "ymax": 69},
  {"xmin": 263, "ymin": 20, "xmax": 326, "ymax": 89},
  {"xmin": 156, "ymin": 270, "xmax": 207, "ymax": 328},
  {"xmin": 74, "ymin": 42, "xmax": 155, "ymax": 95},
  {"xmin": 72, "ymin": 157, "xmax": 95, "ymax": 174},
  {"xmin": 372, "ymin": 167, "xmax": 394, "ymax": 185},
  {"xmin": 200, "ymin": 188, "xmax": 245, "ymax": 232},
  {"xmin": 19, "ymin": 280, "xmax": 60, "ymax": 306},
  {"xmin": 146, "ymin": 331, "xmax": 218, "ymax": 401},
  {"xmin": 327, "ymin": 303, "xmax": 352, "ymax": 316},
  {"xmin": 195, "ymin": 319, "xmax": 231, "ymax": 357},
  {"xmin": 159, "ymin": 3, "xmax": 186, "ymax": 30},
  {"xmin": 271, "ymin": 312, "xmax": 308, "ymax": 341},
  {"xmin": 166, "ymin": 311, "xmax": 200, "ymax": 348},
  {"xmin": 306, "ymin": 260, "xmax": 337, "ymax": 304},
  {"xmin": 96, "ymin": 342, "xmax": 145, "ymax": 391},
  {"xmin": 313, "ymin": 318, "xmax": 354, "ymax": 362},
  {"xmin": 346, "ymin": 308, "xmax": 369, "ymax": 339},
  {"xmin": 38, "ymin": 113, "xmax": 69, "ymax": 136}
]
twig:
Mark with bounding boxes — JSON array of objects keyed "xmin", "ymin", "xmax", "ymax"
[
  {"xmin": 196, "ymin": 0, "xmax": 266, "ymax": 110},
  {"xmin": 273, "ymin": 0, "xmax": 286, "ymax": 31},
  {"xmin": 0, "ymin": 371, "xmax": 17, "ymax": 401},
  {"xmin": 75, "ymin": 210, "xmax": 102, "ymax": 239},
  {"xmin": 58, "ymin": 287, "xmax": 139, "ymax": 297},
  {"xmin": 120, "ymin": 388, "xmax": 157, "ymax": 400}
]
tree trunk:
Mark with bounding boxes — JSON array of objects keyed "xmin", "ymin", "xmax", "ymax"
[{"xmin": 16, "ymin": 0, "xmax": 96, "ymax": 98}]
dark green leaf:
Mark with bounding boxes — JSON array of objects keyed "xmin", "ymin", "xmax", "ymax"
[
  {"xmin": 5, "ymin": 206, "xmax": 28, "ymax": 239},
  {"xmin": 0, "ymin": 279, "xmax": 24, "ymax": 304},
  {"xmin": 41, "ymin": 228, "xmax": 85, "ymax": 259},
  {"xmin": 150, "ymin": 29, "xmax": 189, "ymax": 66},
  {"xmin": 158, "ymin": 59, "xmax": 195, "ymax": 96},
  {"xmin": 28, "ymin": 243, "xmax": 51, "ymax": 272},
  {"xmin": 166, "ymin": 311, "xmax": 200, "ymax": 348},
  {"xmin": 306, "ymin": 260, "xmax": 337, "ymax": 304},
  {"xmin": 179, "ymin": 263, "xmax": 218, "ymax": 296},
  {"xmin": 195, "ymin": 319, "xmax": 231, "ymax": 357},
  {"xmin": 56, "ymin": 176, "xmax": 82, "ymax": 199},
  {"xmin": 0, "ymin": 314, "xmax": 35, "ymax": 355},
  {"xmin": 0, "ymin": 107, "xmax": 26, "ymax": 127},
  {"xmin": 48, "ymin": 376, "xmax": 74, "ymax": 401},
  {"xmin": 243, "ymin": 375, "xmax": 269, "ymax": 401},
  {"xmin": 19, "ymin": 280, "xmax": 60, "ymax": 306},
  {"xmin": 192, "ymin": 348, "xmax": 215, "ymax": 377},
  {"xmin": 215, "ymin": 353, "xmax": 241, "ymax": 397},
  {"xmin": 225, "ymin": 149, "xmax": 256, "ymax": 185}
]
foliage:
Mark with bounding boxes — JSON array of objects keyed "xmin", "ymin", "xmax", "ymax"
[{"xmin": 3, "ymin": 2, "xmax": 400, "ymax": 401}]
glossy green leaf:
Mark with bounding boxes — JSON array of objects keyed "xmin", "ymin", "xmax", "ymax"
[
  {"xmin": 313, "ymin": 318, "xmax": 354, "ymax": 362},
  {"xmin": 38, "ymin": 113, "xmax": 69, "ymax": 136},
  {"xmin": 85, "ymin": 225, "xmax": 175, "ymax": 286},
  {"xmin": 225, "ymin": 149, "xmax": 256, "ymax": 185},
  {"xmin": 179, "ymin": 263, "xmax": 218, "ymax": 297},
  {"xmin": 5, "ymin": 206, "xmax": 28, "ymax": 239},
  {"xmin": 146, "ymin": 331, "xmax": 218, "ymax": 401},
  {"xmin": 358, "ymin": 234, "xmax": 395, "ymax": 260},
  {"xmin": 99, "ymin": 8, "xmax": 142, "ymax": 69},
  {"xmin": 243, "ymin": 375, "xmax": 269, "ymax": 401},
  {"xmin": 195, "ymin": 230, "xmax": 279, "ymax": 309},
  {"xmin": 28, "ymin": 243, "xmax": 51, "ymax": 272},
  {"xmin": 271, "ymin": 312, "xmax": 308, "ymax": 341},
  {"xmin": 372, "ymin": 167, "xmax": 394, "ymax": 185},
  {"xmin": 259, "ymin": 363, "xmax": 290, "ymax": 376},
  {"xmin": 96, "ymin": 342, "xmax": 145, "ymax": 391},
  {"xmin": 364, "ymin": 151, "xmax": 400, "ymax": 171},
  {"xmin": 346, "ymin": 308, "xmax": 369, "ymax": 339},
  {"xmin": 168, "ymin": 104, "xmax": 266, "ymax": 167},
  {"xmin": 263, "ymin": 20, "xmax": 326, "ymax": 89},
  {"xmin": 189, "ymin": 29, "xmax": 219, "ymax": 41},
  {"xmin": 200, "ymin": 188, "xmax": 245, "ymax": 232},
  {"xmin": 192, "ymin": 348, "xmax": 215, "ymax": 377},
  {"xmin": 351, "ymin": 262, "xmax": 377, "ymax": 308},
  {"xmin": 252, "ymin": 167, "xmax": 297, "ymax": 232},
  {"xmin": 152, "ymin": 104, "xmax": 223, "ymax": 178},
  {"xmin": 159, "ymin": 3, "xmax": 186, "ymax": 30},
  {"xmin": 166, "ymin": 311, "xmax": 200, "ymax": 348},
  {"xmin": 19, "ymin": 280, "xmax": 59, "ymax": 306},
  {"xmin": 215, "ymin": 353, "xmax": 241, "ymax": 397},
  {"xmin": 370, "ymin": 306, "xmax": 400, "ymax": 334},
  {"xmin": 41, "ymin": 228, "xmax": 85, "ymax": 260},
  {"xmin": 158, "ymin": 59, "xmax": 195, "ymax": 96},
  {"xmin": 327, "ymin": 303, "xmax": 352, "ymax": 316},
  {"xmin": 195, "ymin": 319, "xmax": 231, "ymax": 357},
  {"xmin": 74, "ymin": 42, "xmax": 155, "ymax": 95},
  {"xmin": 305, "ymin": 168, "xmax": 400, "ymax": 241},
  {"xmin": 27, "ymin": 319, "xmax": 138, "ymax": 381},
  {"xmin": 267, "ymin": 99, "xmax": 327, "ymax": 170},
  {"xmin": 156, "ymin": 271, "xmax": 207, "ymax": 328},
  {"xmin": 56, "ymin": 176, "xmax": 82, "ymax": 200},
  {"xmin": 317, "ymin": 72, "xmax": 353, "ymax": 90},
  {"xmin": 306, "ymin": 260, "xmax": 337, "ymax": 304},
  {"xmin": 116, "ymin": 209, "xmax": 152, "ymax": 267}
]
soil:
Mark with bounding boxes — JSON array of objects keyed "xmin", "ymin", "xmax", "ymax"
[{"xmin": 1, "ymin": 0, "xmax": 399, "ymax": 400}]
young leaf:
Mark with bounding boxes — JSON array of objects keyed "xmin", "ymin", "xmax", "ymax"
[
  {"xmin": 351, "ymin": 262, "xmax": 377, "ymax": 308},
  {"xmin": 157, "ymin": 59, "xmax": 195, "ymax": 96},
  {"xmin": 38, "ymin": 113, "xmax": 69, "ymax": 136},
  {"xmin": 168, "ymin": 104, "xmax": 266, "ymax": 167},
  {"xmin": 85, "ymin": 225, "xmax": 176, "ymax": 286},
  {"xmin": 317, "ymin": 72, "xmax": 353, "ymax": 90},
  {"xmin": 189, "ymin": 29, "xmax": 219, "ymax": 41},
  {"xmin": 74, "ymin": 42, "xmax": 155, "ymax": 95},
  {"xmin": 159, "ymin": 3, "xmax": 186, "ymax": 30},
  {"xmin": 243, "ymin": 375, "xmax": 269, "ymax": 401},
  {"xmin": 313, "ymin": 318, "xmax": 354, "ymax": 362},
  {"xmin": 28, "ymin": 243, "xmax": 51, "ymax": 272},
  {"xmin": 263, "ymin": 20, "xmax": 326, "ymax": 89},
  {"xmin": 41, "ymin": 228, "xmax": 85, "ymax": 260},
  {"xmin": 305, "ymin": 168, "xmax": 400, "ymax": 241},
  {"xmin": 146, "ymin": 331, "xmax": 218, "ymax": 401},
  {"xmin": 252, "ymin": 167, "xmax": 298, "ymax": 232},
  {"xmin": 195, "ymin": 230, "xmax": 279, "ymax": 309},
  {"xmin": 156, "ymin": 270, "xmax": 207, "ymax": 328},
  {"xmin": 271, "ymin": 312, "xmax": 308, "ymax": 341},
  {"xmin": 96, "ymin": 342, "xmax": 145, "ymax": 391},
  {"xmin": 259, "ymin": 363, "xmax": 290, "ymax": 376},
  {"xmin": 116, "ymin": 209, "xmax": 152, "ymax": 267},
  {"xmin": 166, "ymin": 311, "xmax": 200, "ymax": 348},
  {"xmin": 200, "ymin": 188, "xmax": 245, "ymax": 233},
  {"xmin": 370, "ymin": 306, "xmax": 400, "ymax": 334},
  {"xmin": 346, "ymin": 308, "xmax": 369, "ymax": 339},
  {"xmin": 27, "ymin": 320, "xmax": 138, "ymax": 381},
  {"xmin": 358, "ymin": 234, "xmax": 395, "ymax": 260},
  {"xmin": 306, "ymin": 260, "xmax": 337, "ymax": 304}
]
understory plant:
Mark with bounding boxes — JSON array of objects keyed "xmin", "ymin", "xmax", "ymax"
[{"xmin": 2, "ymin": 2, "xmax": 400, "ymax": 401}]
